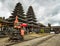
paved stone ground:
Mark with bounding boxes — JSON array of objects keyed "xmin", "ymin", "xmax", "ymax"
[
  {"xmin": 24, "ymin": 33, "xmax": 49, "ymax": 40},
  {"xmin": 11, "ymin": 34, "xmax": 54, "ymax": 46},
  {"xmin": 0, "ymin": 37, "xmax": 9, "ymax": 46},
  {"xmin": 37, "ymin": 34, "xmax": 60, "ymax": 46},
  {"xmin": 0, "ymin": 33, "xmax": 49, "ymax": 46}
]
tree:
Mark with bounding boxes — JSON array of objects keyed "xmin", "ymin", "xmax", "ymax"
[
  {"xmin": 48, "ymin": 23, "xmax": 51, "ymax": 27},
  {"xmin": 48, "ymin": 23, "xmax": 51, "ymax": 32}
]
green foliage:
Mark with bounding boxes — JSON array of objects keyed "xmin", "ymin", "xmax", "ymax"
[
  {"xmin": 40, "ymin": 29, "xmax": 44, "ymax": 33},
  {"xmin": 48, "ymin": 23, "xmax": 51, "ymax": 27}
]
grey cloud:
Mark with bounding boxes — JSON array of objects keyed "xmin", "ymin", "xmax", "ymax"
[
  {"xmin": 34, "ymin": 0, "xmax": 60, "ymax": 6},
  {"xmin": 0, "ymin": 0, "xmax": 60, "ymax": 26}
]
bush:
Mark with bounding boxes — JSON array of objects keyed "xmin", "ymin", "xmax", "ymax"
[{"xmin": 40, "ymin": 29, "xmax": 44, "ymax": 33}]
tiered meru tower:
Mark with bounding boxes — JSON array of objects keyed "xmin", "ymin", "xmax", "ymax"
[
  {"xmin": 26, "ymin": 6, "xmax": 39, "ymax": 32},
  {"xmin": 7, "ymin": 2, "xmax": 27, "ymax": 24},
  {"xmin": 26, "ymin": 6, "xmax": 37, "ymax": 26}
]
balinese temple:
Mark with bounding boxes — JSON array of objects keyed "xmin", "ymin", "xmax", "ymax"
[
  {"xmin": 51, "ymin": 26, "xmax": 60, "ymax": 33},
  {"xmin": 0, "ymin": 17, "xmax": 12, "ymax": 32},
  {"xmin": 44, "ymin": 23, "xmax": 51, "ymax": 33},
  {"xmin": 6, "ymin": 2, "xmax": 46, "ymax": 33},
  {"xmin": 0, "ymin": 17, "xmax": 4, "ymax": 31},
  {"xmin": 7, "ymin": 2, "xmax": 27, "ymax": 26},
  {"xmin": 26, "ymin": 6, "xmax": 40, "ymax": 32}
]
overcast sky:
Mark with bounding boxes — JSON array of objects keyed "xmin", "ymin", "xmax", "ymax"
[{"xmin": 0, "ymin": 0, "xmax": 60, "ymax": 26}]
